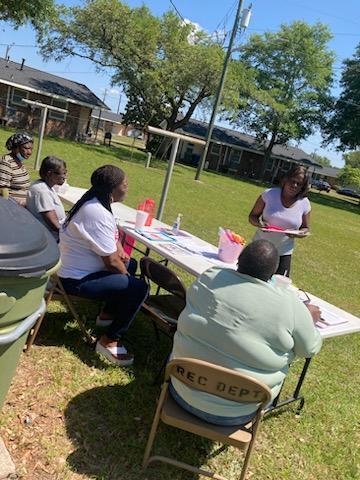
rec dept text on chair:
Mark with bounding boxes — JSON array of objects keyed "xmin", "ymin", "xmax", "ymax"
[{"xmin": 143, "ymin": 358, "xmax": 271, "ymax": 480}]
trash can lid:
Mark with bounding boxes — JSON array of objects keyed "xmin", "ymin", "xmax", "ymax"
[{"xmin": 0, "ymin": 198, "xmax": 60, "ymax": 276}]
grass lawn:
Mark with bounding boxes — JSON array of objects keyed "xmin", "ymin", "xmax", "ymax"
[
  {"xmin": 96, "ymin": 132, "xmax": 146, "ymax": 150},
  {"xmin": 0, "ymin": 128, "xmax": 359, "ymax": 480}
]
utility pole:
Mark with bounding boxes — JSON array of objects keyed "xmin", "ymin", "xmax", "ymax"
[
  {"xmin": 195, "ymin": 1, "xmax": 252, "ymax": 181},
  {"xmin": 116, "ymin": 94, "xmax": 122, "ymax": 115}
]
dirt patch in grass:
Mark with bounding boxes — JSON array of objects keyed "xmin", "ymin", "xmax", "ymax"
[{"xmin": 2, "ymin": 347, "xmax": 77, "ymax": 479}]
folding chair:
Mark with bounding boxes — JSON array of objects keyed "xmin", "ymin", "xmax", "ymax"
[
  {"xmin": 25, "ymin": 274, "xmax": 96, "ymax": 350},
  {"xmin": 140, "ymin": 257, "xmax": 186, "ymax": 337},
  {"xmin": 143, "ymin": 358, "xmax": 272, "ymax": 480}
]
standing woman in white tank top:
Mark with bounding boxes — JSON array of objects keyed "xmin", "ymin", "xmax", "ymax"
[{"xmin": 248, "ymin": 166, "xmax": 311, "ymax": 277}]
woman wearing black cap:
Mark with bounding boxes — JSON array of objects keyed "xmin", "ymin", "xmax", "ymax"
[
  {"xmin": 0, "ymin": 132, "xmax": 34, "ymax": 205},
  {"xmin": 59, "ymin": 164, "xmax": 148, "ymax": 367}
]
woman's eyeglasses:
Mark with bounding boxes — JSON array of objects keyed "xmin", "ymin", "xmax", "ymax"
[{"xmin": 52, "ymin": 171, "xmax": 67, "ymax": 177}]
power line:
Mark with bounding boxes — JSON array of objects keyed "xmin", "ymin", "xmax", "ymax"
[
  {"xmin": 1, "ymin": 23, "xmax": 360, "ymax": 53},
  {"xmin": 212, "ymin": 0, "xmax": 238, "ymax": 35},
  {"xmin": 246, "ymin": 28, "xmax": 360, "ymax": 37},
  {"xmin": 289, "ymin": 1, "xmax": 360, "ymax": 28},
  {"xmin": 169, "ymin": 0, "xmax": 185, "ymax": 22},
  {"xmin": 40, "ymin": 71, "xmax": 97, "ymax": 74},
  {"xmin": 0, "ymin": 43, "xmax": 37, "ymax": 48}
]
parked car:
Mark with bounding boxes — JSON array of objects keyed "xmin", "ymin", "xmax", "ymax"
[
  {"xmin": 336, "ymin": 188, "xmax": 360, "ymax": 199},
  {"xmin": 311, "ymin": 179, "xmax": 331, "ymax": 192}
]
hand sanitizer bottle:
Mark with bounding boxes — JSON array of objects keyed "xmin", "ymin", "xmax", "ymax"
[{"xmin": 172, "ymin": 213, "xmax": 182, "ymax": 234}]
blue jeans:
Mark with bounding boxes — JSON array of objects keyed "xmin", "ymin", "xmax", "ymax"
[
  {"xmin": 60, "ymin": 259, "xmax": 149, "ymax": 340},
  {"xmin": 169, "ymin": 383, "xmax": 256, "ymax": 426}
]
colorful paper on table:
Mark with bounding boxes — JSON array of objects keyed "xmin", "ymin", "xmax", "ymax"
[
  {"xmin": 134, "ymin": 228, "xmax": 176, "ymax": 243},
  {"xmin": 157, "ymin": 228, "xmax": 192, "ymax": 238}
]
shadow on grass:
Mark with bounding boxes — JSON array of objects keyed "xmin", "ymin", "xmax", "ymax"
[
  {"xmin": 64, "ymin": 374, "xmax": 219, "ymax": 479},
  {"xmin": 308, "ymin": 191, "xmax": 359, "ymax": 215},
  {"xmin": 33, "ymin": 309, "xmax": 232, "ymax": 478},
  {"xmin": 33, "ymin": 309, "xmax": 108, "ymax": 370},
  {"xmin": 33, "ymin": 305, "xmax": 173, "ymax": 371}
]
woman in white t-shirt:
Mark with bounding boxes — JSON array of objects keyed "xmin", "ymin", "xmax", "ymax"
[
  {"xmin": 27, "ymin": 156, "xmax": 67, "ymax": 241},
  {"xmin": 249, "ymin": 166, "xmax": 311, "ymax": 276},
  {"xmin": 59, "ymin": 165, "xmax": 148, "ymax": 366}
]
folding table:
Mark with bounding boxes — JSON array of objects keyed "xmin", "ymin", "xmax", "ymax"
[{"xmin": 59, "ymin": 186, "xmax": 360, "ymax": 413}]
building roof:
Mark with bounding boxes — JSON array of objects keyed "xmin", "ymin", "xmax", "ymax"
[
  {"xmin": 0, "ymin": 57, "xmax": 108, "ymax": 109},
  {"xmin": 91, "ymin": 109, "xmax": 123, "ymax": 124},
  {"xmin": 313, "ymin": 166, "xmax": 341, "ymax": 177},
  {"xmin": 176, "ymin": 118, "xmax": 321, "ymax": 167}
]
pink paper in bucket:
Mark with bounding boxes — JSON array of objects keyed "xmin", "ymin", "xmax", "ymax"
[{"xmin": 218, "ymin": 235, "xmax": 244, "ymax": 263}]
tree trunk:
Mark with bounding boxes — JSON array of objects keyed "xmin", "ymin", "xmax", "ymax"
[
  {"xmin": 146, "ymin": 135, "xmax": 174, "ymax": 159},
  {"xmin": 271, "ymin": 159, "xmax": 282, "ymax": 184},
  {"xmin": 156, "ymin": 136, "xmax": 174, "ymax": 159},
  {"xmin": 261, "ymin": 131, "xmax": 277, "ymax": 181}
]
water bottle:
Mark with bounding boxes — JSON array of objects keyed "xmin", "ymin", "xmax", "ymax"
[{"xmin": 172, "ymin": 213, "xmax": 182, "ymax": 234}]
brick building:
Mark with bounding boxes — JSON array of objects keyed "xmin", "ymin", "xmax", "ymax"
[
  {"xmin": 175, "ymin": 119, "xmax": 321, "ymax": 182},
  {"xmin": 0, "ymin": 57, "xmax": 108, "ymax": 140}
]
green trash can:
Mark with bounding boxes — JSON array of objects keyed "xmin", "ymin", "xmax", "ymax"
[
  {"xmin": 0, "ymin": 301, "xmax": 46, "ymax": 408},
  {"xmin": 0, "ymin": 197, "xmax": 60, "ymax": 410}
]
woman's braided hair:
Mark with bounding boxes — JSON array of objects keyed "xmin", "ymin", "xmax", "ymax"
[{"xmin": 63, "ymin": 164, "xmax": 125, "ymax": 228}]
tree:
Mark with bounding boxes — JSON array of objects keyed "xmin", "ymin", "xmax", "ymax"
[
  {"xmin": 343, "ymin": 151, "xmax": 360, "ymax": 169},
  {"xmin": 0, "ymin": 0, "xmax": 55, "ymax": 28},
  {"xmin": 224, "ymin": 21, "xmax": 334, "ymax": 179},
  {"xmin": 39, "ymin": 0, "xmax": 234, "ymax": 134},
  {"xmin": 309, "ymin": 152, "xmax": 332, "ymax": 167},
  {"xmin": 325, "ymin": 45, "xmax": 360, "ymax": 150},
  {"xmin": 337, "ymin": 166, "xmax": 360, "ymax": 191}
]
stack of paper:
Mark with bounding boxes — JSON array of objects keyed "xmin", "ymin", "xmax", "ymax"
[{"xmin": 316, "ymin": 307, "xmax": 348, "ymax": 329}]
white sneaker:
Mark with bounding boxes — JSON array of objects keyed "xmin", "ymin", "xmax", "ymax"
[
  {"xmin": 95, "ymin": 315, "xmax": 113, "ymax": 327},
  {"xmin": 95, "ymin": 341, "xmax": 134, "ymax": 366}
]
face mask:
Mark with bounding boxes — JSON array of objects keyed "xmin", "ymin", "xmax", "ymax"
[{"xmin": 16, "ymin": 153, "xmax": 26, "ymax": 162}]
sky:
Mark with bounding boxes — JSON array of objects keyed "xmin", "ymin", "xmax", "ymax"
[{"xmin": 1, "ymin": 0, "xmax": 360, "ymax": 167}]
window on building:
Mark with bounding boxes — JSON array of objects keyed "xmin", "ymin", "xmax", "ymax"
[
  {"xmin": 265, "ymin": 158, "xmax": 275, "ymax": 172},
  {"xmin": 211, "ymin": 143, "xmax": 221, "ymax": 155},
  {"xmin": 10, "ymin": 87, "xmax": 28, "ymax": 106},
  {"xmin": 49, "ymin": 98, "xmax": 68, "ymax": 121},
  {"xmin": 281, "ymin": 162, "xmax": 291, "ymax": 171},
  {"xmin": 228, "ymin": 149, "xmax": 242, "ymax": 171},
  {"xmin": 183, "ymin": 143, "xmax": 194, "ymax": 163},
  {"xmin": 185, "ymin": 143, "xmax": 194, "ymax": 154}
]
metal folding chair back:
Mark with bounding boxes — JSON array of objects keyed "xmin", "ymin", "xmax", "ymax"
[
  {"xmin": 140, "ymin": 257, "xmax": 186, "ymax": 335},
  {"xmin": 143, "ymin": 357, "xmax": 272, "ymax": 480},
  {"xmin": 140, "ymin": 256, "xmax": 186, "ymax": 300}
]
